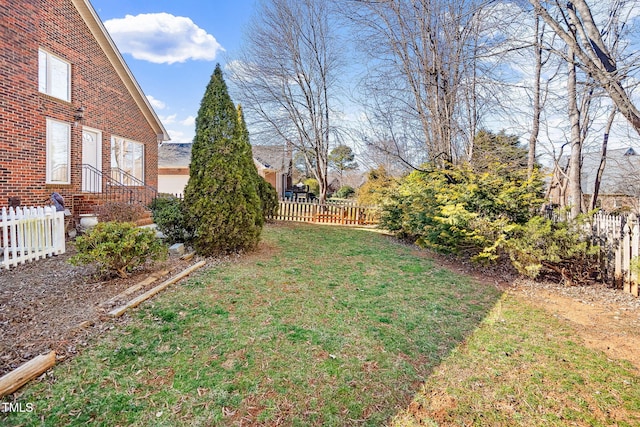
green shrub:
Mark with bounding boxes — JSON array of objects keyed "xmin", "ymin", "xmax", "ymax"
[
  {"xmin": 357, "ymin": 167, "xmax": 398, "ymax": 206},
  {"xmin": 94, "ymin": 202, "xmax": 147, "ymax": 223},
  {"xmin": 150, "ymin": 195, "xmax": 190, "ymax": 244},
  {"xmin": 69, "ymin": 221, "xmax": 167, "ymax": 278},
  {"xmin": 501, "ymin": 215, "xmax": 599, "ymax": 285},
  {"xmin": 334, "ymin": 185, "xmax": 355, "ymax": 199},
  {"xmin": 381, "ymin": 164, "xmax": 544, "ymax": 257},
  {"xmin": 303, "ymin": 178, "xmax": 320, "ymax": 197}
]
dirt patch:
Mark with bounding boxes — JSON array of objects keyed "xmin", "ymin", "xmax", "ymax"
[
  {"xmin": 507, "ymin": 278, "xmax": 640, "ymax": 370},
  {"xmin": 0, "ymin": 245, "xmax": 211, "ymax": 377}
]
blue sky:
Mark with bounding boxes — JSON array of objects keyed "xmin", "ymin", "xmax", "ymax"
[{"xmin": 91, "ymin": 0, "xmax": 257, "ymax": 143}]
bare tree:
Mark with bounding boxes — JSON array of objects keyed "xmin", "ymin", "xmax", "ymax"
[
  {"xmin": 344, "ymin": 0, "xmax": 490, "ymax": 168},
  {"xmin": 529, "ymin": 0, "xmax": 640, "ymax": 135},
  {"xmin": 230, "ymin": 0, "xmax": 342, "ymax": 202}
]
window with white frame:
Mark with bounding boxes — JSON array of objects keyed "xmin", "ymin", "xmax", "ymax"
[
  {"xmin": 111, "ymin": 137, "xmax": 145, "ymax": 185},
  {"xmin": 46, "ymin": 119, "xmax": 71, "ymax": 184},
  {"xmin": 38, "ymin": 49, "xmax": 70, "ymax": 101}
]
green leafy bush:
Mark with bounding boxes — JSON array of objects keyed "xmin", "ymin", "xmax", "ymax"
[
  {"xmin": 303, "ymin": 178, "xmax": 320, "ymax": 197},
  {"xmin": 357, "ymin": 166, "xmax": 398, "ymax": 206},
  {"xmin": 69, "ymin": 221, "xmax": 167, "ymax": 278},
  {"xmin": 334, "ymin": 185, "xmax": 355, "ymax": 199},
  {"xmin": 150, "ymin": 195, "xmax": 190, "ymax": 244},
  {"xmin": 501, "ymin": 215, "xmax": 600, "ymax": 285},
  {"xmin": 381, "ymin": 164, "xmax": 544, "ymax": 257},
  {"xmin": 94, "ymin": 202, "xmax": 147, "ymax": 223}
]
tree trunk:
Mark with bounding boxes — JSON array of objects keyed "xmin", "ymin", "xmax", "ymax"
[
  {"xmin": 528, "ymin": 15, "xmax": 544, "ymax": 177},
  {"xmin": 568, "ymin": 49, "xmax": 583, "ymax": 219},
  {"xmin": 590, "ymin": 108, "xmax": 617, "ymax": 211}
]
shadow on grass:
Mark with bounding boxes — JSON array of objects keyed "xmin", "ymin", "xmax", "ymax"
[{"xmin": 3, "ymin": 223, "xmax": 503, "ymax": 427}]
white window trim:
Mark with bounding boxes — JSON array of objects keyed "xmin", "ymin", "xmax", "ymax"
[
  {"xmin": 46, "ymin": 118, "xmax": 71, "ymax": 184},
  {"xmin": 111, "ymin": 136, "xmax": 145, "ymax": 185},
  {"xmin": 38, "ymin": 48, "xmax": 71, "ymax": 102}
]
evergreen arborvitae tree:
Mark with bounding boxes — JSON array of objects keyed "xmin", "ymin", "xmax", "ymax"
[
  {"xmin": 183, "ymin": 64, "xmax": 263, "ymax": 256},
  {"xmin": 237, "ymin": 104, "xmax": 279, "ymax": 220}
]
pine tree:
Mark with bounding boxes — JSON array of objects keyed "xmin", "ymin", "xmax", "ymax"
[
  {"xmin": 183, "ymin": 64, "xmax": 263, "ymax": 256},
  {"xmin": 237, "ymin": 104, "xmax": 278, "ymax": 219}
]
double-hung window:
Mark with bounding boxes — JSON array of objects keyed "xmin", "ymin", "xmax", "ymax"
[
  {"xmin": 46, "ymin": 119, "xmax": 71, "ymax": 184},
  {"xmin": 38, "ymin": 49, "xmax": 70, "ymax": 101},
  {"xmin": 111, "ymin": 137, "xmax": 145, "ymax": 185}
]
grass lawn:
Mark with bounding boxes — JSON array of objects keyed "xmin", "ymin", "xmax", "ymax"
[
  {"xmin": 3, "ymin": 223, "xmax": 639, "ymax": 426},
  {"xmin": 3, "ymin": 223, "xmax": 499, "ymax": 426},
  {"xmin": 391, "ymin": 294, "xmax": 640, "ymax": 427}
]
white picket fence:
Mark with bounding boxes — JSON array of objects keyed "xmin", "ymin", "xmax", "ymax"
[
  {"xmin": 591, "ymin": 212, "xmax": 640, "ymax": 296},
  {"xmin": 1, "ymin": 206, "xmax": 66, "ymax": 270}
]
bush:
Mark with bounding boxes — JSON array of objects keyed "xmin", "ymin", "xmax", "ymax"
[
  {"xmin": 357, "ymin": 167, "xmax": 398, "ymax": 206},
  {"xmin": 303, "ymin": 178, "xmax": 320, "ymax": 197},
  {"xmin": 69, "ymin": 221, "xmax": 167, "ymax": 278},
  {"xmin": 381, "ymin": 164, "xmax": 544, "ymax": 257},
  {"xmin": 94, "ymin": 202, "xmax": 147, "ymax": 223},
  {"xmin": 334, "ymin": 185, "xmax": 355, "ymax": 199},
  {"xmin": 501, "ymin": 215, "xmax": 600, "ymax": 285},
  {"xmin": 150, "ymin": 195, "xmax": 190, "ymax": 244}
]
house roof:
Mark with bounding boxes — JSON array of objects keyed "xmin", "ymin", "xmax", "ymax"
[
  {"xmin": 251, "ymin": 145, "xmax": 290, "ymax": 171},
  {"xmin": 580, "ymin": 147, "xmax": 640, "ymax": 196},
  {"xmin": 72, "ymin": 0, "xmax": 170, "ymax": 141},
  {"xmin": 159, "ymin": 143, "xmax": 292, "ymax": 170},
  {"xmin": 158, "ymin": 143, "xmax": 192, "ymax": 168}
]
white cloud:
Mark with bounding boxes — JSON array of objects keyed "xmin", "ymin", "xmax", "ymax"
[
  {"xmin": 147, "ymin": 95, "xmax": 166, "ymax": 110},
  {"xmin": 180, "ymin": 115, "xmax": 196, "ymax": 126},
  {"xmin": 104, "ymin": 13, "xmax": 224, "ymax": 64},
  {"xmin": 167, "ymin": 128, "xmax": 194, "ymax": 144},
  {"xmin": 160, "ymin": 114, "xmax": 177, "ymax": 124}
]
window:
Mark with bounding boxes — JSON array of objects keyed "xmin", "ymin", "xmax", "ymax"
[
  {"xmin": 38, "ymin": 49, "xmax": 70, "ymax": 101},
  {"xmin": 111, "ymin": 137, "xmax": 145, "ymax": 185},
  {"xmin": 46, "ymin": 119, "xmax": 71, "ymax": 184}
]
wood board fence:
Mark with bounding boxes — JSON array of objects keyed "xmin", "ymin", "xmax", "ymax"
[
  {"xmin": 271, "ymin": 200, "xmax": 380, "ymax": 226},
  {"xmin": 591, "ymin": 211, "xmax": 640, "ymax": 296},
  {"xmin": 1, "ymin": 206, "xmax": 66, "ymax": 270}
]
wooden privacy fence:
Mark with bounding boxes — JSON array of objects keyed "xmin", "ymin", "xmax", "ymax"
[
  {"xmin": 591, "ymin": 212, "xmax": 640, "ymax": 296},
  {"xmin": 271, "ymin": 200, "xmax": 380, "ymax": 226},
  {"xmin": 1, "ymin": 206, "xmax": 66, "ymax": 270}
]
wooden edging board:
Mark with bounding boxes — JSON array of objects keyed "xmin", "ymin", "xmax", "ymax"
[
  {"xmin": 108, "ymin": 261, "xmax": 206, "ymax": 318},
  {"xmin": 0, "ymin": 351, "xmax": 56, "ymax": 398}
]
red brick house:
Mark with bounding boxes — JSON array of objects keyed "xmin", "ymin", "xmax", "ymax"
[{"xmin": 0, "ymin": 0, "xmax": 169, "ymax": 216}]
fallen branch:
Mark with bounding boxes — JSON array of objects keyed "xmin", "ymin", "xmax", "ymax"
[
  {"xmin": 108, "ymin": 261, "xmax": 206, "ymax": 318},
  {"xmin": 0, "ymin": 351, "xmax": 56, "ymax": 398}
]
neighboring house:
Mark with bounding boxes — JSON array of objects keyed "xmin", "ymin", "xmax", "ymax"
[
  {"xmin": 0, "ymin": 0, "xmax": 169, "ymax": 216},
  {"xmin": 252, "ymin": 145, "xmax": 292, "ymax": 199},
  {"xmin": 158, "ymin": 143, "xmax": 191, "ymax": 197},
  {"xmin": 157, "ymin": 143, "xmax": 290, "ymax": 198},
  {"xmin": 549, "ymin": 147, "xmax": 640, "ymax": 212}
]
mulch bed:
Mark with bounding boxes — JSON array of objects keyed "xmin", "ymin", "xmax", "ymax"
[{"xmin": 0, "ymin": 246, "xmax": 208, "ymax": 378}]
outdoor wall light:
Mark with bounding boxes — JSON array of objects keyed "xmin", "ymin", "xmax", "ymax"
[{"xmin": 74, "ymin": 106, "xmax": 85, "ymax": 122}]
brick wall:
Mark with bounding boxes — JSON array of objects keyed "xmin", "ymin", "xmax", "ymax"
[{"xmin": 0, "ymin": 0, "xmax": 159, "ymax": 210}]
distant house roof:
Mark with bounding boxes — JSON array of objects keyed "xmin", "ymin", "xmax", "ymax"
[
  {"xmin": 158, "ymin": 143, "xmax": 192, "ymax": 168},
  {"xmin": 580, "ymin": 147, "xmax": 640, "ymax": 196},
  {"xmin": 159, "ymin": 143, "xmax": 293, "ymax": 171},
  {"xmin": 252, "ymin": 145, "xmax": 290, "ymax": 171},
  {"xmin": 72, "ymin": 0, "xmax": 169, "ymax": 141}
]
